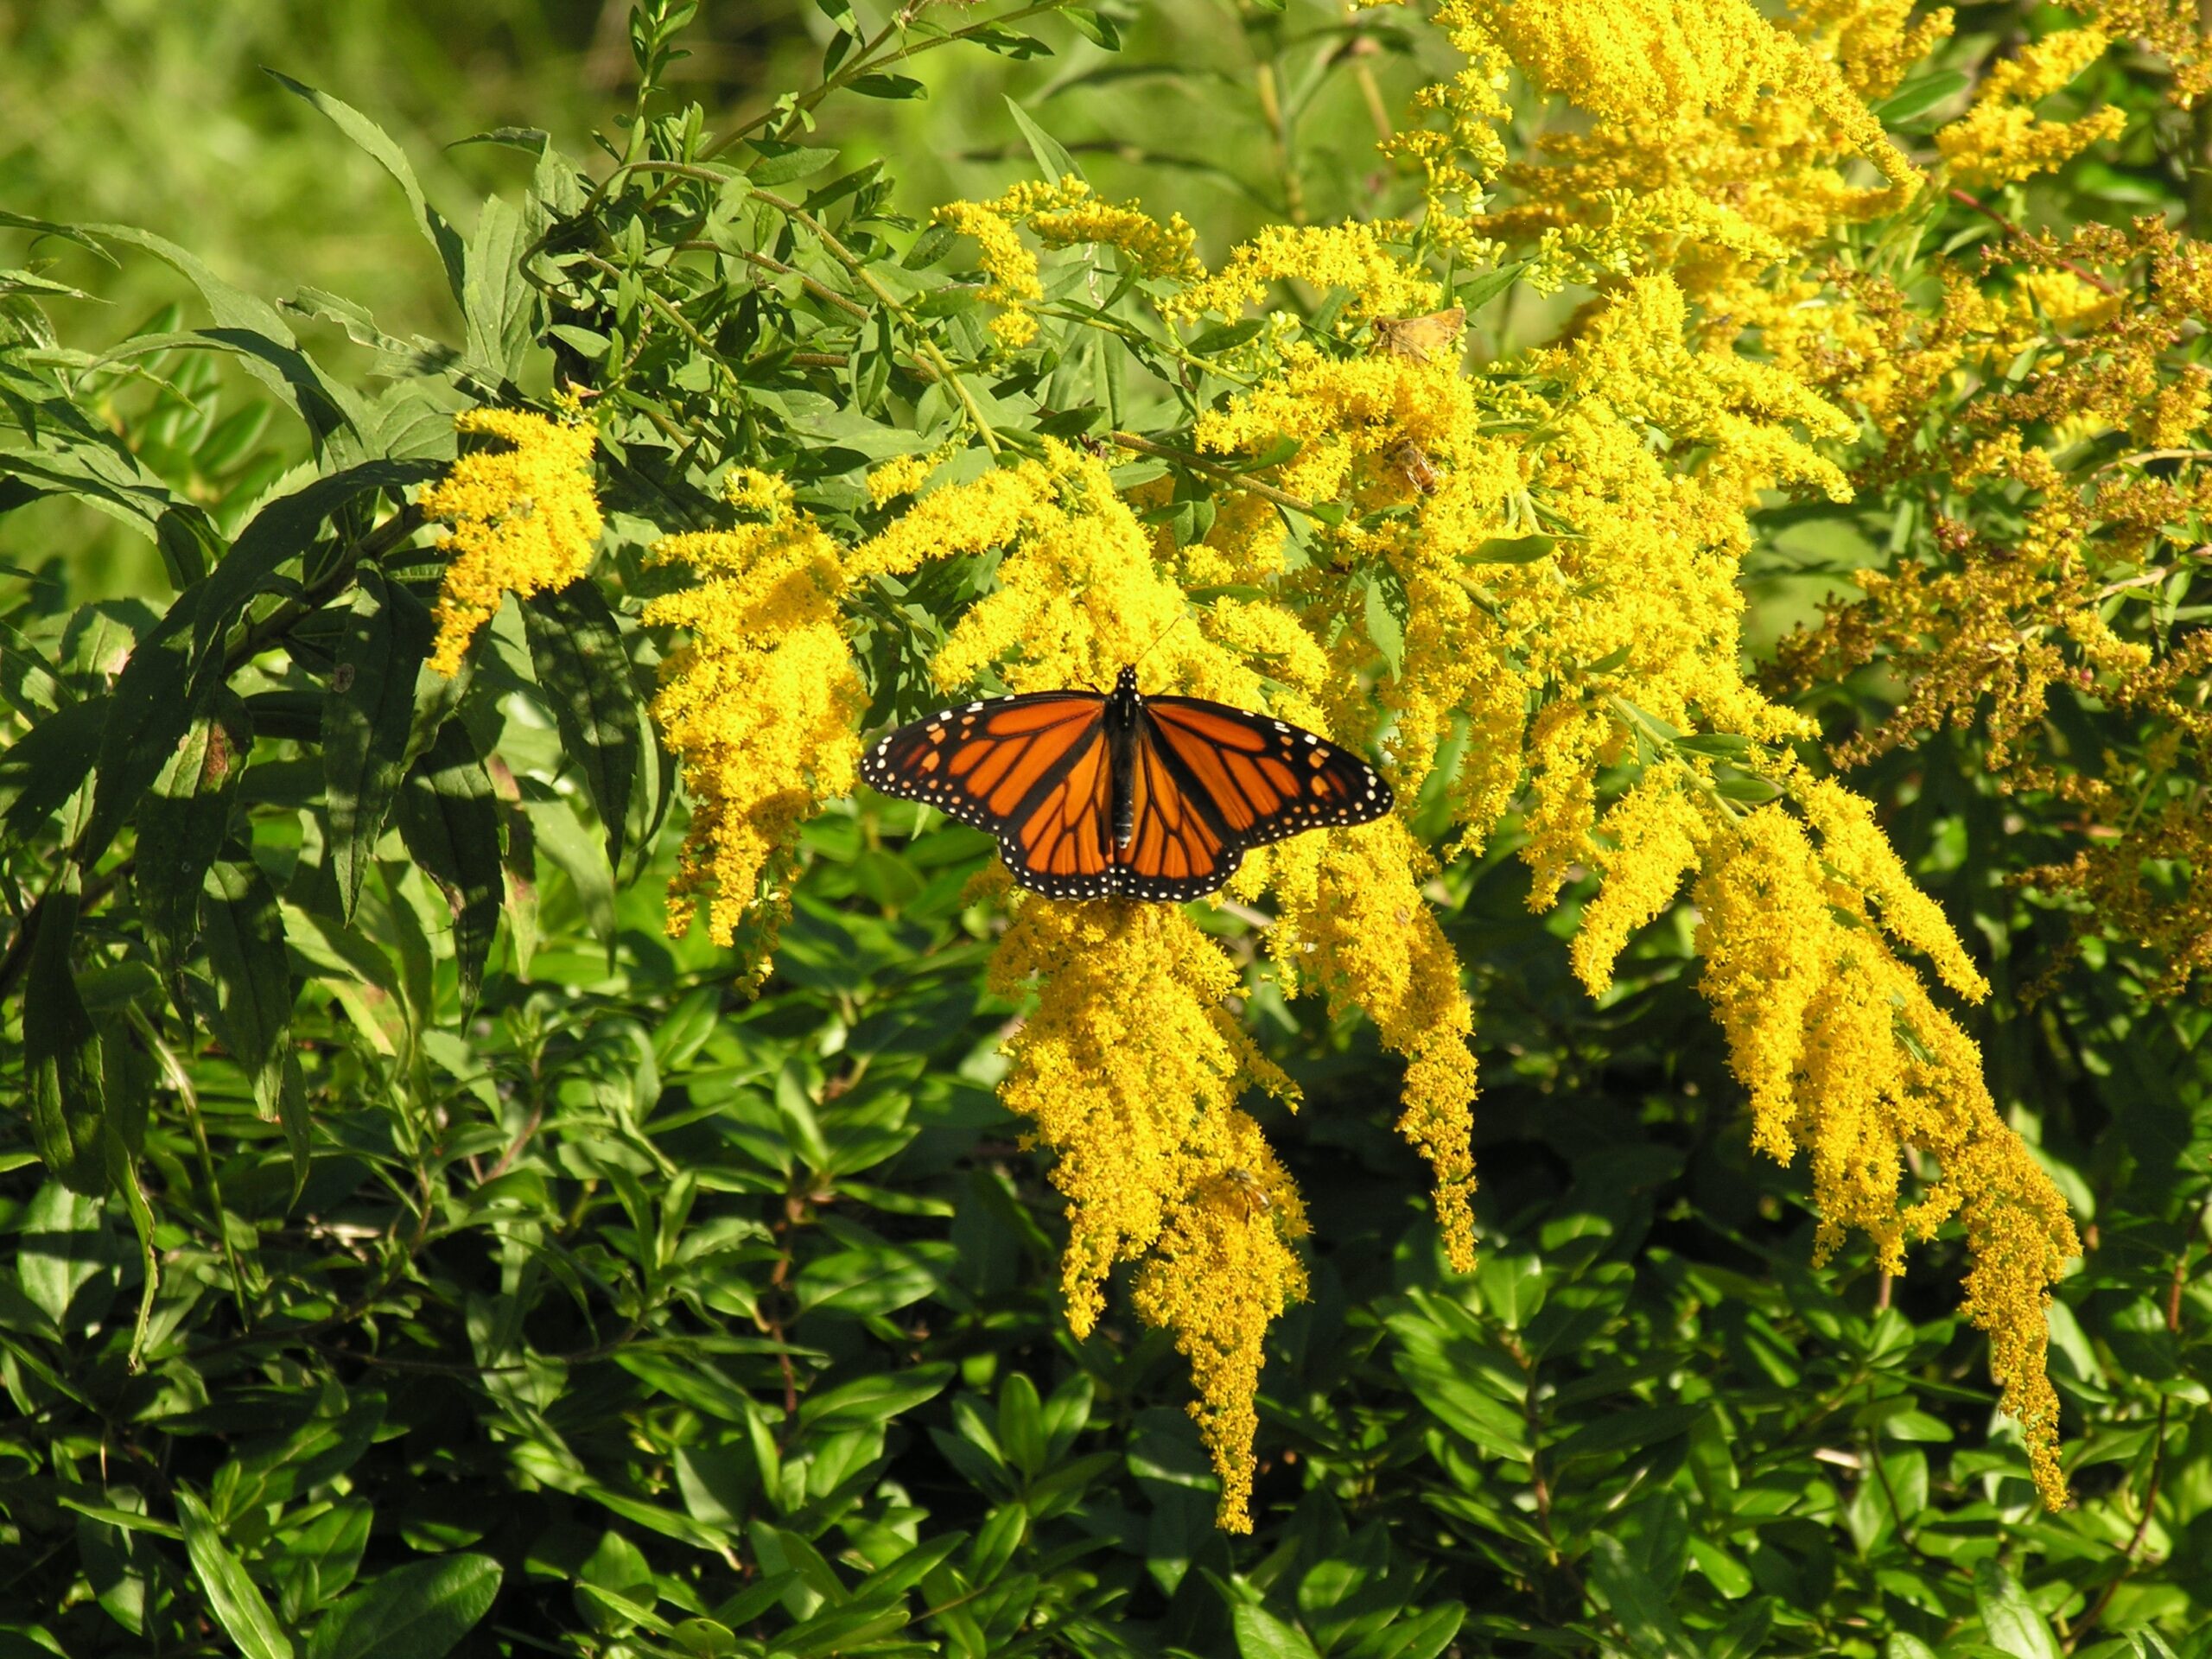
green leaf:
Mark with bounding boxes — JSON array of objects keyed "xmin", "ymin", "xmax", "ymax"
[
  {"xmin": 902, "ymin": 223, "xmax": 957, "ymax": 270},
  {"xmin": 1710, "ymin": 1601, "xmax": 1775, "ymax": 1659},
  {"xmin": 82, "ymin": 222, "xmax": 367, "ymax": 438},
  {"xmin": 0, "ymin": 696, "xmax": 106, "ymax": 846},
  {"xmin": 1873, "ymin": 70, "xmax": 1969, "ymax": 124},
  {"xmin": 521, "ymin": 580, "xmax": 643, "ymax": 865},
  {"xmin": 1455, "ymin": 261, "xmax": 1527, "ymax": 312},
  {"xmin": 1552, "ymin": 1403, "xmax": 1702, "ymax": 1464},
  {"xmin": 323, "ymin": 566, "xmax": 435, "ymax": 919},
  {"xmin": 797, "ymin": 1365, "xmax": 954, "ymax": 1432},
  {"xmin": 0, "ymin": 616, "xmax": 66, "ymax": 718},
  {"xmin": 78, "ymin": 586, "xmax": 209, "ymax": 865},
  {"xmin": 1187, "ymin": 318, "xmax": 1267, "ymax": 356},
  {"xmin": 304, "ymin": 1554, "xmax": 502, "ymax": 1659},
  {"xmin": 1363, "ymin": 569, "xmax": 1407, "ymax": 679},
  {"xmin": 1230, "ymin": 1601, "xmax": 1323, "ymax": 1659},
  {"xmin": 177, "ymin": 1488, "xmax": 294, "ymax": 1659},
  {"xmin": 136, "ymin": 692, "xmax": 251, "ymax": 969},
  {"xmin": 1363, "ymin": 1604, "xmax": 1466, "ymax": 1659},
  {"xmin": 200, "ymin": 848, "xmax": 305, "ymax": 1187},
  {"xmin": 1974, "ymin": 1561, "xmax": 2061, "ymax": 1659},
  {"xmin": 1004, "ymin": 96, "xmax": 1084, "ymax": 185},
  {"xmin": 22, "ymin": 874, "xmax": 107, "ymax": 1195},
  {"xmin": 524, "ymin": 798, "xmax": 616, "ymax": 944},
  {"xmin": 194, "ymin": 459, "xmax": 442, "ymax": 664},
  {"xmin": 268, "ymin": 72, "xmax": 467, "ymax": 307},
  {"xmin": 1671, "ymin": 732, "xmax": 1753, "ymax": 760},
  {"xmin": 1064, "ymin": 8, "xmax": 1122, "ymax": 49},
  {"xmin": 1585, "ymin": 1534, "xmax": 1696, "ymax": 1659},
  {"xmin": 1711, "ymin": 766, "xmax": 1784, "ymax": 804},
  {"xmin": 395, "ymin": 719, "xmax": 503, "ymax": 1011},
  {"xmin": 462, "ymin": 191, "xmax": 537, "ymax": 386},
  {"xmin": 850, "ymin": 73, "xmax": 926, "ymax": 99},
  {"xmin": 17, "ymin": 1180, "xmax": 114, "ymax": 1329},
  {"xmin": 996, "ymin": 1373, "xmax": 1047, "ymax": 1478},
  {"xmin": 0, "ymin": 442, "xmax": 181, "ymax": 543},
  {"xmin": 748, "ymin": 142, "xmax": 840, "ymax": 188},
  {"xmin": 1462, "ymin": 533, "xmax": 1555, "ymax": 565}
]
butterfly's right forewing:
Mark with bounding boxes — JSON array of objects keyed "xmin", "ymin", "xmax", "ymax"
[{"xmin": 859, "ymin": 691, "xmax": 1118, "ymax": 899}]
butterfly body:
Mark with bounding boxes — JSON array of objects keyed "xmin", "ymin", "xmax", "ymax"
[{"xmin": 859, "ymin": 666, "xmax": 1393, "ymax": 903}]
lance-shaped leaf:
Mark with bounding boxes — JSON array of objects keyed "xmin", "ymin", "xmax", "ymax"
[
  {"xmin": 200, "ymin": 849, "xmax": 306, "ymax": 1192},
  {"xmin": 303, "ymin": 1554, "xmax": 503, "ymax": 1659},
  {"xmin": 266, "ymin": 73, "xmax": 467, "ymax": 309},
  {"xmin": 485, "ymin": 754, "xmax": 537, "ymax": 980},
  {"xmin": 522, "ymin": 580, "xmax": 643, "ymax": 866},
  {"xmin": 98, "ymin": 1015, "xmax": 162, "ymax": 1367},
  {"xmin": 86, "ymin": 221, "xmax": 364, "ymax": 446},
  {"xmin": 193, "ymin": 457, "xmax": 442, "ymax": 666},
  {"xmin": 463, "ymin": 191, "xmax": 539, "ymax": 387},
  {"xmin": 137, "ymin": 690, "xmax": 251, "ymax": 969},
  {"xmin": 76, "ymin": 586, "xmax": 211, "ymax": 866},
  {"xmin": 176, "ymin": 1488, "xmax": 294, "ymax": 1659},
  {"xmin": 0, "ymin": 695, "xmax": 107, "ymax": 845},
  {"xmin": 322, "ymin": 567, "xmax": 434, "ymax": 919},
  {"xmin": 22, "ymin": 870, "xmax": 108, "ymax": 1195},
  {"xmin": 0, "ymin": 616, "xmax": 67, "ymax": 718},
  {"xmin": 396, "ymin": 720, "xmax": 504, "ymax": 1012}
]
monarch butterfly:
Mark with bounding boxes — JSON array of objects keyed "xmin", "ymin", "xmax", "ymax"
[{"xmin": 858, "ymin": 666, "xmax": 1394, "ymax": 902}]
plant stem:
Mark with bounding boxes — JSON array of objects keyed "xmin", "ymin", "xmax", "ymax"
[
  {"xmin": 699, "ymin": 0, "xmax": 1084, "ymax": 162},
  {"xmin": 754, "ymin": 188, "xmax": 1003, "ymax": 454},
  {"xmin": 1106, "ymin": 429, "xmax": 1318, "ymax": 513},
  {"xmin": 1946, "ymin": 187, "xmax": 2121, "ymax": 297}
]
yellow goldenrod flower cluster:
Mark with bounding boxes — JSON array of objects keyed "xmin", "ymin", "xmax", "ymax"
[
  {"xmin": 1693, "ymin": 800, "xmax": 2077, "ymax": 1503},
  {"xmin": 864, "ymin": 441, "xmax": 961, "ymax": 507},
  {"xmin": 845, "ymin": 442, "xmax": 1481, "ymax": 1522},
  {"xmin": 2084, "ymin": 0, "xmax": 2212, "ymax": 103},
  {"xmin": 420, "ymin": 405, "xmax": 603, "ymax": 676},
  {"xmin": 991, "ymin": 896, "xmax": 1307, "ymax": 1530},
  {"xmin": 642, "ymin": 469, "xmax": 868, "ymax": 969},
  {"xmin": 931, "ymin": 175, "xmax": 1200, "ymax": 347},
  {"xmin": 1777, "ymin": 218, "xmax": 2212, "ymax": 1010},
  {"xmin": 1169, "ymin": 222, "xmax": 1442, "ymax": 326},
  {"xmin": 1468, "ymin": 0, "xmax": 1923, "ymax": 279},
  {"xmin": 1936, "ymin": 26, "xmax": 2126, "ymax": 188}
]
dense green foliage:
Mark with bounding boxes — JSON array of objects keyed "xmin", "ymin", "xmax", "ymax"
[{"xmin": 3, "ymin": 3, "xmax": 2210, "ymax": 1657}]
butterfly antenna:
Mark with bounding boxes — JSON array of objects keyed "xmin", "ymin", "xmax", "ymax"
[{"xmin": 1131, "ymin": 613, "xmax": 1190, "ymax": 679}]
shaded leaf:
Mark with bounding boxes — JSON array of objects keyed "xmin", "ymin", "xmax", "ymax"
[
  {"xmin": 322, "ymin": 565, "xmax": 434, "ymax": 918},
  {"xmin": 177, "ymin": 1488, "xmax": 293, "ymax": 1659},
  {"xmin": 136, "ymin": 690, "xmax": 251, "ymax": 969},
  {"xmin": 521, "ymin": 579, "xmax": 642, "ymax": 865},
  {"xmin": 395, "ymin": 718, "xmax": 503, "ymax": 1010},
  {"xmin": 22, "ymin": 874, "xmax": 106, "ymax": 1194},
  {"xmin": 304, "ymin": 1554, "xmax": 502, "ymax": 1659}
]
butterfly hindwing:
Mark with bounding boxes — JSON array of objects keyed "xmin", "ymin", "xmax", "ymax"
[{"xmin": 1114, "ymin": 716, "xmax": 1236, "ymax": 902}]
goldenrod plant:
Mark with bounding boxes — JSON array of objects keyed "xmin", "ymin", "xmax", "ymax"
[{"xmin": 4, "ymin": 0, "xmax": 2210, "ymax": 1652}]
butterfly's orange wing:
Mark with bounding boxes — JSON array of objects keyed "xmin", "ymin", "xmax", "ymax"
[
  {"xmin": 861, "ymin": 688, "xmax": 1393, "ymax": 903},
  {"xmin": 859, "ymin": 691, "xmax": 1119, "ymax": 900},
  {"xmin": 1114, "ymin": 696, "xmax": 1393, "ymax": 900}
]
